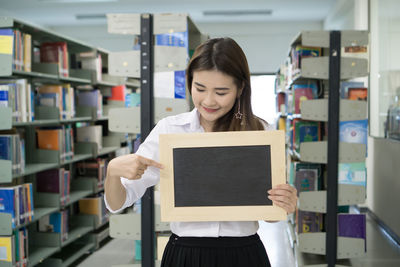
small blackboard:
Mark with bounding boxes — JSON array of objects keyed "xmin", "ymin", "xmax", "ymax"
[
  {"xmin": 173, "ymin": 145, "xmax": 273, "ymax": 207},
  {"xmin": 159, "ymin": 130, "xmax": 286, "ymax": 222}
]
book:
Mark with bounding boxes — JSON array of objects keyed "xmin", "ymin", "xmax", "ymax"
[
  {"xmin": 0, "ymin": 236, "xmax": 14, "ymax": 263},
  {"xmin": 297, "ymin": 210, "xmax": 323, "ymax": 233},
  {"xmin": 23, "ymin": 33, "xmax": 31, "ymax": 72},
  {"xmin": 38, "ymin": 210, "xmax": 69, "ymax": 242},
  {"xmin": 37, "ymin": 85, "xmax": 63, "ymax": 119},
  {"xmin": 293, "ymin": 120, "xmax": 321, "ymax": 153},
  {"xmin": 338, "ymin": 213, "xmax": 366, "ymax": 251},
  {"xmin": 348, "ymin": 87, "xmax": 367, "ymax": 101},
  {"xmin": 36, "ymin": 169, "xmax": 69, "ymax": 205},
  {"xmin": 338, "ymin": 162, "xmax": 366, "ymax": 187},
  {"xmin": 76, "ymin": 90, "xmax": 103, "ymax": 118},
  {"xmin": 40, "ymin": 42, "xmax": 69, "ymax": 77},
  {"xmin": 78, "ymin": 51, "xmax": 102, "ymax": 82},
  {"xmin": 339, "ymin": 120, "xmax": 368, "ymax": 146},
  {"xmin": 0, "ymin": 134, "xmax": 24, "ymax": 174},
  {"xmin": 0, "ymin": 79, "xmax": 32, "ymax": 123},
  {"xmin": 340, "ymin": 81, "xmax": 364, "ymax": 99},
  {"xmin": 76, "ymin": 158, "xmax": 107, "ymax": 188},
  {"xmin": 0, "ymin": 187, "xmax": 17, "ymax": 228},
  {"xmin": 291, "ymin": 45, "xmax": 321, "ymax": 72},
  {"xmin": 0, "ymin": 29, "xmax": 14, "ymax": 56},
  {"xmin": 36, "ymin": 128, "xmax": 61, "ymax": 150},
  {"xmin": 293, "ymin": 82, "xmax": 318, "ymax": 114},
  {"xmin": 126, "ymin": 92, "xmax": 141, "ymax": 107},
  {"xmin": 0, "ymin": 85, "xmax": 9, "ymax": 107},
  {"xmin": 76, "ymin": 125, "xmax": 103, "ymax": 150},
  {"xmin": 109, "ymin": 85, "xmax": 126, "ymax": 102},
  {"xmin": 294, "ymin": 169, "xmax": 318, "ymax": 194}
]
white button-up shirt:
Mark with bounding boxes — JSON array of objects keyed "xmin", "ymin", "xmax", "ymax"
[{"xmin": 105, "ymin": 108, "xmax": 273, "ymax": 237}]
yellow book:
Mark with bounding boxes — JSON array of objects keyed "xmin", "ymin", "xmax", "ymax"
[
  {"xmin": 0, "ymin": 236, "xmax": 14, "ymax": 262},
  {"xmin": 23, "ymin": 34, "xmax": 31, "ymax": 72},
  {"xmin": 79, "ymin": 197, "xmax": 101, "ymax": 215}
]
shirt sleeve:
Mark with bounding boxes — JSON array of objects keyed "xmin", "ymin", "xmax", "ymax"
[{"xmin": 104, "ymin": 118, "xmax": 167, "ymax": 213}]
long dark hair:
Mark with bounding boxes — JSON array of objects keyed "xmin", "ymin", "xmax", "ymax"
[{"xmin": 186, "ymin": 37, "xmax": 265, "ymax": 132}]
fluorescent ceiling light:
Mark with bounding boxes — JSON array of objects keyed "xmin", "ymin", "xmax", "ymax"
[
  {"xmin": 38, "ymin": 0, "xmax": 118, "ymax": 3},
  {"xmin": 203, "ymin": 9, "xmax": 273, "ymax": 16},
  {"xmin": 76, "ymin": 14, "xmax": 107, "ymax": 20}
]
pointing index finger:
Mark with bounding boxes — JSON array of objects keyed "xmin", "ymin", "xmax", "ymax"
[{"xmin": 137, "ymin": 155, "xmax": 164, "ymax": 169}]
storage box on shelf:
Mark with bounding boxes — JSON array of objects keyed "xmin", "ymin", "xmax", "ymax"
[{"xmin": 278, "ymin": 30, "xmax": 369, "ymax": 266}]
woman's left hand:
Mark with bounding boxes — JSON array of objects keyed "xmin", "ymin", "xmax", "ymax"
[{"xmin": 268, "ymin": 184, "xmax": 298, "ymax": 214}]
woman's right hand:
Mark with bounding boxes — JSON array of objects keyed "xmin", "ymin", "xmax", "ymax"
[{"xmin": 107, "ymin": 154, "xmax": 164, "ymax": 180}]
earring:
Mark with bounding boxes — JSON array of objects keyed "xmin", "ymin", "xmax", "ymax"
[{"xmin": 234, "ymin": 98, "xmax": 243, "ymax": 120}]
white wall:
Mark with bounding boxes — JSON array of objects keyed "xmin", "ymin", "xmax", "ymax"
[
  {"xmin": 197, "ymin": 21, "xmax": 323, "ymax": 73},
  {"xmin": 51, "ymin": 21, "xmax": 323, "ymax": 74}
]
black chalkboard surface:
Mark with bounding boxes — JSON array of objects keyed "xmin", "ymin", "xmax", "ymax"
[{"xmin": 173, "ymin": 145, "xmax": 272, "ymax": 207}]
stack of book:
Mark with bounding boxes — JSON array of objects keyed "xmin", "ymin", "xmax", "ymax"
[
  {"xmin": 0, "ymin": 227, "xmax": 29, "ymax": 266},
  {"xmin": 40, "ymin": 42, "xmax": 69, "ymax": 77},
  {"xmin": 0, "ymin": 132, "xmax": 25, "ymax": 175},
  {"xmin": 76, "ymin": 158, "xmax": 108, "ymax": 190},
  {"xmin": 76, "ymin": 51, "xmax": 102, "ymax": 82},
  {"xmin": 0, "ymin": 79, "xmax": 34, "ymax": 122},
  {"xmin": 38, "ymin": 210, "xmax": 69, "ymax": 242},
  {"xmin": 1, "ymin": 28, "xmax": 32, "ymax": 72},
  {"xmin": 36, "ymin": 125, "xmax": 74, "ymax": 162},
  {"xmin": 36, "ymin": 169, "xmax": 70, "ymax": 206},
  {"xmin": 0, "ymin": 184, "xmax": 34, "ymax": 228},
  {"xmin": 36, "ymin": 84, "xmax": 75, "ymax": 120},
  {"xmin": 290, "ymin": 45, "xmax": 321, "ymax": 76}
]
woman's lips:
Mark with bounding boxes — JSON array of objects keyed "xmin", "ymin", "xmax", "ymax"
[{"xmin": 203, "ymin": 106, "xmax": 219, "ymax": 113}]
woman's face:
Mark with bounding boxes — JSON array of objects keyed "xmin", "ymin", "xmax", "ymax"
[{"xmin": 191, "ymin": 70, "xmax": 239, "ymax": 130}]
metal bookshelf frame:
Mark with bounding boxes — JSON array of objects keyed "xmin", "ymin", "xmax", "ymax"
[
  {"xmin": 140, "ymin": 14, "xmax": 155, "ymax": 267},
  {"xmin": 326, "ymin": 30, "xmax": 341, "ymax": 267}
]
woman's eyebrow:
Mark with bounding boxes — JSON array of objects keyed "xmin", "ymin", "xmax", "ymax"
[
  {"xmin": 194, "ymin": 82, "xmax": 230, "ymax": 91},
  {"xmin": 194, "ymin": 82, "xmax": 206, "ymax": 88}
]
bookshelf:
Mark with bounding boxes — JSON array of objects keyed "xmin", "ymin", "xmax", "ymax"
[
  {"xmin": 0, "ymin": 16, "xmax": 135, "ymax": 266},
  {"xmin": 105, "ymin": 13, "xmax": 206, "ymax": 267},
  {"xmin": 277, "ymin": 30, "xmax": 369, "ymax": 267}
]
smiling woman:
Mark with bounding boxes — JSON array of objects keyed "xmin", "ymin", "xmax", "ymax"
[
  {"xmin": 105, "ymin": 37, "xmax": 297, "ymax": 267},
  {"xmin": 186, "ymin": 37, "xmax": 265, "ymax": 132}
]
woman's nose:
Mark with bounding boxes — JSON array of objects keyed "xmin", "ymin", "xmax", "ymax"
[{"xmin": 203, "ymin": 93, "xmax": 216, "ymax": 106}]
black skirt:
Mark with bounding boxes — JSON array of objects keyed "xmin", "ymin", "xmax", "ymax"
[{"xmin": 161, "ymin": 233, "xmax": 271, "ymax": 267}]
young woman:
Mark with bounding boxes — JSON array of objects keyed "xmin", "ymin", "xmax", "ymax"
[{"xmin": 105, "ymin": 37, "xmax": 297, "ymax": 267}]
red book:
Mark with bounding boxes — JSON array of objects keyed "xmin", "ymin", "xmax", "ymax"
[{"xmin": 40, "ymin": 42, "xmax": 69, "ymax": 77}]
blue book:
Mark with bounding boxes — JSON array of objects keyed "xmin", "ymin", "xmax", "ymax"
[
  {"xmin": 156, "ymin": 31, "xmax": 188, "ymax": 49},
  {"xmin": 174, "ymin": 70, "xmax": 186, "ymax": 99},
  {"xmin": 339, "ymin": 120, "xmax": 368, "ymax": 145},
  {"xmin": 0, "ymin": 85, "xmax": 9, "ymax": 107},
  {"xmin": 339, "ymin": 163, "xmax": 366, "ymax": 186},
  {"xmin": 77, "ymin": 90, "xmax": 99, "ymax": 107},
  {"xmin": 0, "ymin": 188, "xmax": 17, "ymax": 228},
  {"xmin": 0, "ymin": 136, "xmax": 11, "ymax": 161}
]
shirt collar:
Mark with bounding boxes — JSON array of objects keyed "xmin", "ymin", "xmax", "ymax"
[{"xmin": 169, "ymin": 108, "xmax": 203, "ymax": 132}]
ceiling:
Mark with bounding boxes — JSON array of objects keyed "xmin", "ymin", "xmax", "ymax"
[{"xmin": 0, "ymin": 0, "xmax": 337, "ymax": 26}]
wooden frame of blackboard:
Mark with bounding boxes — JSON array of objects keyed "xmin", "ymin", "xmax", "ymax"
[{"xmin": 159, "ymin": 130, "xmax": 287, "ymax": 222}]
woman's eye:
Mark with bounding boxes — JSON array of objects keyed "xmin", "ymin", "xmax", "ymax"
[
  {"xmin": 216, "ymin": 93, "xmax": 227, "ymax": 96},
  {"xmin": 196, "ymin": 88, "xmax": 205, "ymax": 92}
]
